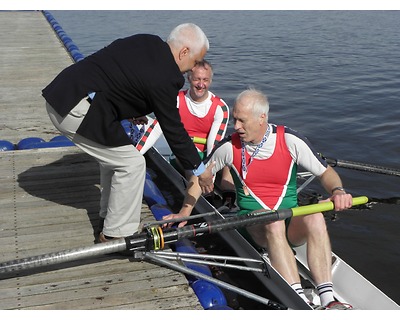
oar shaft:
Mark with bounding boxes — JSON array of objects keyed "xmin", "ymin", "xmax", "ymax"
[
  {"xmin": 0, "ymin": 240, "xmax": 127, "ymax": 274},
  {"xmin": 325, "ymin": 157, "xmax": 400, "ymax": 177},
  {"xmin": 143, "ymin": 211, "xmax": 216, "ymax": 227},
  {"xmin": 0, "ymin": 197, "xmax": 368, "ymax": 276},
  {"xmin": 160, "ymin": 196, "xmax": 369, "ymax": 243}
]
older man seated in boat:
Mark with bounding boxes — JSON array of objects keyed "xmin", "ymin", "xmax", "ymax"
[{"xmin": 163, "ymin": 88, "xmax": 354, "ymax": 310}]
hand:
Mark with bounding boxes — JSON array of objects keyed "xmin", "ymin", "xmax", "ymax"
[
  {"xmin": 128, "ymin": 116, "xmax": 148, "ymax": 125},
  {"xmin": 161, "ymin": 212, "xmax": 189, "ymax": 229},
  {"xmin": 329, "ymin": 192, "xmax": 353, "ymax": 211},
  {"xmin": 198, "ymin": 162, "xmax": 215, "ymax": 194}
]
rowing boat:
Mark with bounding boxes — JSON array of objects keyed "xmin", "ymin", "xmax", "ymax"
[{"xmin": 143, "ymin": 142, "xmax": 400, "ymax": 310}]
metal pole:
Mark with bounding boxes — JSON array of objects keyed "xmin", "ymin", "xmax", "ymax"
[
  {"xmin": 152, "ymin": 251, "xmax": 265, "ymax": 273},
  {"xmin": 0, "ymin": 240, "xmax": 126, "ymax": 274},
  {"xmin": 143, "ymin": 251, "xmax": 288, "ymax": 310}
]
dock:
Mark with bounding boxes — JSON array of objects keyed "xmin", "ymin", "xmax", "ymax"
[{"xmin": 0, "ymin": 11, "xmax": 201, "ymax": 310}]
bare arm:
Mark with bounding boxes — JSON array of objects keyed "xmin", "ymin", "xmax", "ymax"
[
  {"xmin": 163, "ymin": 141, "xmax": 230, "ymax": 227},
  {"xmin": 179, "ymin": 175, "xmax": 203, "ymax": 219},
  {"xmin": 319, "ymin": 166, "xmax": 353, "ymax": 211},
  {"xmin": 162, "ymin": 165, "xmax": 212, "ymax": 228}
]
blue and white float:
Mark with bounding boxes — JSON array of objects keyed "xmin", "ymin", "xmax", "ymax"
[
  {"xmin": 0, "ymin": 140, "xmax": 15, "ymax": 151},
  {"xmin": 143, "ymin": 173, "xmax": 230, "ymax": 309}
]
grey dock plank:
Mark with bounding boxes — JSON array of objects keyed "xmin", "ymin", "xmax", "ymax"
[
  {"xmin": 0, "ymin": 147, "xmax": 201, "ymax": 310},
  {"xmin": 0, "ymin": 10, "xmax": 73, "ymax": 145},
  {"xmin": 0, "ymin": 11, "xmax": 202, "ymax": 310}
]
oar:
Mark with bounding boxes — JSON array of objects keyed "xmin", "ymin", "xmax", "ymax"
[
  {"xmin": 322, "ymin": 155, "xmax": 400, "ymax": 177},
  {"xmin": 0, "ymin": 196, "xmax": 368, "ymax": 276}
]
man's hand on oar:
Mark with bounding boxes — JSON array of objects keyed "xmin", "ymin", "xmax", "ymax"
[
  {"xmin": 329, "ymin": 193, "xmax": 354, "ymax": 211},
  {"xmin": 161, "ymin": 212, "xmax": 191, "ymax": 228}
]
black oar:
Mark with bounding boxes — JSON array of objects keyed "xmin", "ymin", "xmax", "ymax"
[
  {"xmin": 322, "ymin": 155, "xmax": 400, "ymax": 177},
  {"xmin": 0, "ymin": 196, "xmax": 368, "ymax": 276}
]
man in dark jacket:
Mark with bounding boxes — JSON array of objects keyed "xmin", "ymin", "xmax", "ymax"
[{"xmin": 43, "ymin": 23, "xmax": 214, "ymax": 242}]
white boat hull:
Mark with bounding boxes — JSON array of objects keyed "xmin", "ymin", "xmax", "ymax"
[{"xmin": 294, "ymin": 244, "xmax": 399, "ymax": 309}]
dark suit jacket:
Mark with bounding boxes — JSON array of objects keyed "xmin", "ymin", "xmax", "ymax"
[{"xmin": 42, "ymin": 34, "xmax": 201, "ymax": 171}]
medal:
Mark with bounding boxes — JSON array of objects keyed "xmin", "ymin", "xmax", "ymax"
[{"xmin": 243, "ymin": 184, "xmax": 250, "ymax": 196}]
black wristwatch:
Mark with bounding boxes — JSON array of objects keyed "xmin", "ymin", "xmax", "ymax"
[{"xmin": 331, "ymin": 186, "xmax": 346, "ymax": 194}]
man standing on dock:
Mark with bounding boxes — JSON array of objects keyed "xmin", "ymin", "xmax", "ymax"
[{"xmin": 42, "ymin": 23, "xmax": 214, "ymax": 242}]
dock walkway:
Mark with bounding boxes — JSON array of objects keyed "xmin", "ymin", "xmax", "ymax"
[{"xmin": 0, "ymin": 11, "xmax": 201, "ymax": 310}]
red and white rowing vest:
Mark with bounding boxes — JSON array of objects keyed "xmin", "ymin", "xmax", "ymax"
[
  {"xmin": 231, "ymin": 125, "xmax": 298, "ymax": 211},
  {"xmin": 178, "ymin": 90, "xmax": 225, "ymax": 152}
]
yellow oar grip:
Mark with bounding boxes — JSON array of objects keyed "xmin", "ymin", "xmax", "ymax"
[
  {"xmin": 292, "ymin": 196, "xmax": 369, "ymax": 217},
  {"xmin": 192, "ymin": 136, "xmax": 207, "ymax": 145}
]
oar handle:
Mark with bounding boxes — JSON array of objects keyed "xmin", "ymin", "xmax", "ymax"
[
  {"xmin": 192, "ymin": 136, "xmax": 207, "ymax": 145},
  {"xmin": 292, "ymin": 196, "xmax": 368, "ymax": 217}
]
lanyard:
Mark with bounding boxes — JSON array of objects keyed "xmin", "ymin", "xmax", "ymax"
[{"xmin": 241, "ymin": 125, "xmax": 270, "ymax": 180}]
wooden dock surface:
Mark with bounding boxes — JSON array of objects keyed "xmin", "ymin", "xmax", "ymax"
[
  {"xmin": 0, "ymin": 10, "xmax": 72, "ymax": 145},
  {"xmin": 0, "ymin": 11, "xmax": 201, "ymax": 310}
]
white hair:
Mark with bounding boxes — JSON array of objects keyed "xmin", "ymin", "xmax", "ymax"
[
  {"xmin": 235, "ymin": 88, "xmax": 270, "ymax": 120},
  {"xmin": 167, "ymin": 23, "xmax": 209, "ymax": 58}
]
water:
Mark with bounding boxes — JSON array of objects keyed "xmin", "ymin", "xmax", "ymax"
[{"xmin": 49, "ymin": 10, "xmax": 400, "ymax": 305}]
